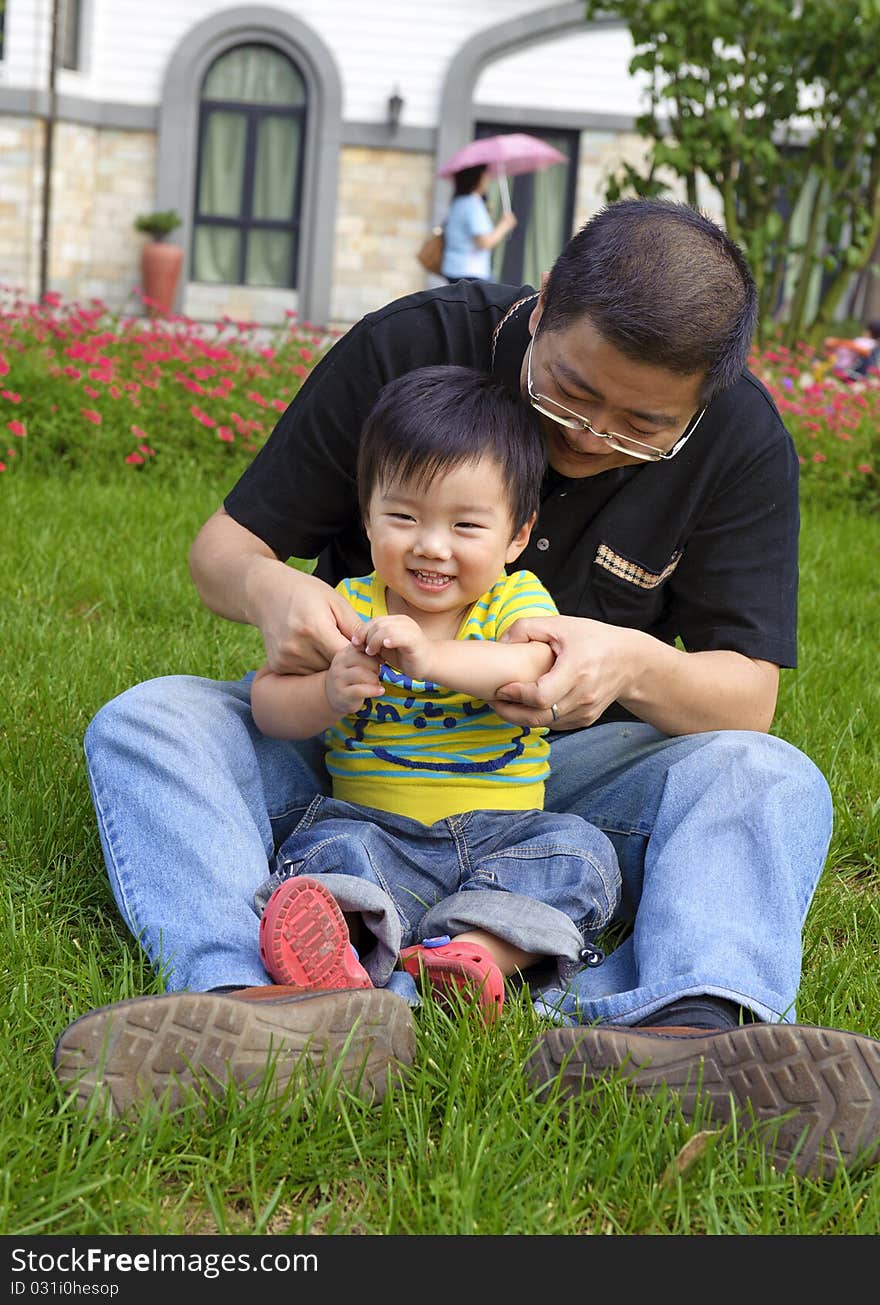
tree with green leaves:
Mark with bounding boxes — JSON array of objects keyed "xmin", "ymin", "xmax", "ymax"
[{"xmin": 585, "ymin": 0, "xmax": 880, "ymax": 344}]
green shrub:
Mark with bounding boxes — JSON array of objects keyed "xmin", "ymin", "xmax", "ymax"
[
  {"xmin": 0, "ymin": 292, "xmax": 338, "ymax": 479},
  {"xmin": 133, "ymin": 209, "xmax": 183, "ymax": 240},
  {"xmin": 750, "ymin": 335, "xmax": 878, "ymax": 512}
]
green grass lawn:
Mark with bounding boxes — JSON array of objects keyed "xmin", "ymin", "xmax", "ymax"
[{"xmin": 2, "ymin": 467, "xmax": 878, "ymax": 1236}]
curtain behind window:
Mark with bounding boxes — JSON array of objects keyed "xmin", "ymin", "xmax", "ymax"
[
  {"xmin": 203, "ymin": 46, "xmax": 305, "ymax": 105},
  {"xmin": 193, "ymin": 45, "xmax": 306, "ymax": 286},
  {"xmin": 194, "ymin": 111, "xmax": 247, "ymax": 282},
  {"xmin": 518, "ymin": 164, "xmax": 567, "ymax": 289},
  {"xmin": 247, "ymin": 115, "xmax": 302, "ymax": 284}
]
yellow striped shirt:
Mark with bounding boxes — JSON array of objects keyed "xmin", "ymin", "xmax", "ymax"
[{"xmin": 324, "ymin": 569, "xmax": 558, "ymax": 822}]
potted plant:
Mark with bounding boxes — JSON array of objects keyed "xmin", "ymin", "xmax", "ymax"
[{"xmin": 134, "ymin": 209, "xmax": 183, "ymax": 316}]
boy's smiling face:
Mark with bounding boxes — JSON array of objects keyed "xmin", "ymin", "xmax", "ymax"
[{"xmin": 364, "ymin": 454, "xmax": 534, "ymax": 624}]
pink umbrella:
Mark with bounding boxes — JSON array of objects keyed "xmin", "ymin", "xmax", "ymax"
[{"xmin": 438, "ymin": 132, "xmax": 567, "ymax": 212}]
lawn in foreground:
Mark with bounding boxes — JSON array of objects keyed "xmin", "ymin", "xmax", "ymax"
[{"xmin": 1, "ymin": 468, "xmax": 878, "ymax": 1235}]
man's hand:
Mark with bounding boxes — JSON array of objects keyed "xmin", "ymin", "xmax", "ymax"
[
  {"xmin": 352, "ymin": 614, "xmax": 432, "ymax": 680},
  {"xmin": 256, "ymin": 567, "xmax": 362, "ymax": 674},
  {"xmin": 493, "ymin": 615, "xmax": 631, "ymax": 729},
  {"xmin": 325, "ymin": 644, "xmax": 384, "ymax": 717},
  {"xmin": 188, "ymin": 509, "xmax": 360, "ymax": 673},
  {"xmin": 494, "ymin": 614, "xmax": 780, "ymax": 735}
]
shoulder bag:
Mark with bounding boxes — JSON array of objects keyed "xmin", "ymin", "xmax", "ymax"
[{"xmin": 417, "ymin": 225, "xmax": 444, "ymax": 275}]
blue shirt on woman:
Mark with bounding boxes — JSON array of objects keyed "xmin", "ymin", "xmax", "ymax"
[{"xmin": 441, "ymin": 193, "xmax": 494, "ymax": 281}]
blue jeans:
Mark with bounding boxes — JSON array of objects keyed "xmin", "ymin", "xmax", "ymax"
[
  {"xmin": 83, "ymin": 673, "xmax": 833, "ymax": 1025},
  {"xmin": 253, "ymin": 796, "xmax": 621, "ymax": 986}
]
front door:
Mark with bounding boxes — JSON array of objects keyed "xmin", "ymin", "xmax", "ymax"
[{"xmin": 475, "ymin": 124, "xmax": 579, "ymax": 288}]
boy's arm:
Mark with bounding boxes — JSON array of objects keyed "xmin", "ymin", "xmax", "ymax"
[
  {"xmin": 250, "ymin": 664, "xmax": 337, "ymax": 739},
  {"xmin": 418, "ymin": 638, "xmax": 555, "ymax": 701},
  {"xmin": 250, "ymin": 642, "xmax": 384, "ymax": 739},
  {"xmin": 357, "ymin": 617, "xmax": 555, "ymax": 702}
]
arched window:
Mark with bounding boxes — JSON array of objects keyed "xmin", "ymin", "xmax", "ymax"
[{"xmin": 191, "ymin": 44, "xmax": 307, "ymax": 288}]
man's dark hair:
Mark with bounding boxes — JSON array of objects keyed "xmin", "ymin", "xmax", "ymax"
[
  {"xmin": 357, "ymin": 365, "xmax": 545, "ymax": 532},
  {"xmin": 453, "ymin": 165, "xmax": 488, "ymax": 196},
  {"xmin": 541, "ymin": 198, "xmax": 759, "ymax": 403}
]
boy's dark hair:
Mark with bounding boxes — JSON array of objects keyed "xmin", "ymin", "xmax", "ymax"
[
  {"xmin": 357, "ymin": 365, "xmax": 545, "ymax": 532},
  {"xmin": 453, "ymin": 165, "xmax": 488, "ymax": 196},
  {"xmin": 541, "ymin": 198, "xmax": 758, "ymax": 404}
]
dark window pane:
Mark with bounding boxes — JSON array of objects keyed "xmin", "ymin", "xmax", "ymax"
[
  {"xmin": 253, "ymin": 117, "xmax": 301, "ymax": 221},
  {"xmin": 246, "ymin": 230, "xmax": 294, "ymax": 287},
  {"xmin": 192, "ymin": 226, "xmax": 241, "ymax": 283}
]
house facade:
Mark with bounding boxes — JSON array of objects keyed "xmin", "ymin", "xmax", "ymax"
[
  {"xmin": 11, "ymin": 2, "xmax": 875, "ymax": 333},
  {"xmin": 1, "ymin": 1, "xmax": 673, "ymax": 327}
]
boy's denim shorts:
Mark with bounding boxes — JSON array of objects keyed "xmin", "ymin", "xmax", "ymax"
[{"xmin": 254, "ymin": 795, "xmax": 621, "ymax": 987}]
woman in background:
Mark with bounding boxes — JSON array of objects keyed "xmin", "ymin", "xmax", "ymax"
[{"xmin": 441, "ymin": 164, "xmax": 517, "ymax": 283}]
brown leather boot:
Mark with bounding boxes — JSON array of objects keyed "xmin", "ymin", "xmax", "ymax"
[
  {"xmin": 525, "ymin": 1021, "xmax": 880, "ymax": 1180},
  {"xmin": 53, "ymin": 985, "xmax": 415, "ymax": 1117}
]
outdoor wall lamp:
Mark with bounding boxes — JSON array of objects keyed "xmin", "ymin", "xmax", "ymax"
[{"xmin": 387, "ymin": 88, "xmax": 404, "ymax": 133}]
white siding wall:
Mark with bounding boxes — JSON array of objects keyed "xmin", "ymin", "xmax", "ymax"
[
  {"xmin": 0, "ymin": 2, "xmax": 654, "ymax": 321},
  {"xmin": 475, "ymin": 24, "xmax": 644, "ymax": 115},
  {"xmin": 2, "ymin": 1, "xmax": 604, "ymax": 123}
]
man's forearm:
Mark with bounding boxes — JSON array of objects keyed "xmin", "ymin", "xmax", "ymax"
[
  {"xmin": 188, "ymin": 507, "xmax": 286, "ymax": 626},
  {"xmin": 620, "ymin": 635, "xmax": 780, "ymax": 734}
]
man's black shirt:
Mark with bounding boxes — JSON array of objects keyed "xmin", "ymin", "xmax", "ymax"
[{"xmin": 224, "ymin": 280, "xmax": 800, "ymax": 723}]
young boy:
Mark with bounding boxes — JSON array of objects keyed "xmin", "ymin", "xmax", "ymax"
[{"xmin": 250, "ymin": 365, "xmax": 620, "ymax": 1020}]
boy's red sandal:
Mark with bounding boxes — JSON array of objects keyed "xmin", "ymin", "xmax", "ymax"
[{"xmin": 400, "ymin": 935, "xmax": 504, "ymax": 1024}]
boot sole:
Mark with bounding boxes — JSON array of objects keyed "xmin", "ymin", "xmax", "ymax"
[
  {"xmin": 54, "ymin": 988, "xmax": 414, "ymax": 1118},
  {"xmin": 525, "ymin": 1022, "xmax": 880, "ymax": 1180}
]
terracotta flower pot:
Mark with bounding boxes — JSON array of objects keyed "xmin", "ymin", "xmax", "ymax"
[{"xmin": 140, "ymin": 240, "xmax": 183, "ymax": 316}]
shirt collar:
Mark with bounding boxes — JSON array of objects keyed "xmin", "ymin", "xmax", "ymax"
[{"xmin": 490, "ymin": 291, "xmax": 539, "ymax": 391}]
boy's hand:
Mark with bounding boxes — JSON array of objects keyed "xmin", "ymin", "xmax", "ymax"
[
  {"xmin": 352, "ymin": 615, "xmax": 432, "ymax": 679},
  {"xmin": 325, "ymin": 644, "xmax": 384, "ymax": 717}
]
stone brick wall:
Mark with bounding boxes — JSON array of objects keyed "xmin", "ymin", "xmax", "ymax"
[
  {"xmin": 330, "ymin": 145, "xmax": 436, "ymax": 325},
  {"xmin": 0, "ymin": 115, "xmax": 156, "ymax": 309},
  {"xmin": 572, "ymin": 128, "xmax": 640, "ymax": 232},
  {"xmin": 52, "ymin": 123, "xmax": 157, "ymax": 310},
  {"xmin": 0, "ymin": 117, "xmax": 45, "ymax": 297},
  {"xmin": 572, "ymin": 128, "xmax": 722, "ymax": 232}
]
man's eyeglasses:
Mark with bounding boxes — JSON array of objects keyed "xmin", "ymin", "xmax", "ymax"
[{"xmin": 526, "ymin": 336, "xmax": 705, "ymax": 463}]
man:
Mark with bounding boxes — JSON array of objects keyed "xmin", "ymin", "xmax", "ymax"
[{"xmin": 56, "ymin": 199, "xmax": 880, "ymax": 1180}]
